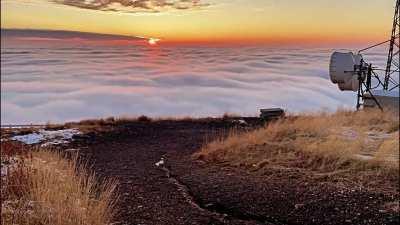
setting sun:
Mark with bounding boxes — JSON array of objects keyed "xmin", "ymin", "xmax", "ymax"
[{"xmin": 148, "ymin": 38, "xmax": 160, "ymax": 45}]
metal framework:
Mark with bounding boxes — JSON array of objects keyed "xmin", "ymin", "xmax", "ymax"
[
  {"xmin": 384, "ymin": 0, "xmax": 400, "ymax": 91},
  {"xmin": 353, "ymin": 0, "xmax": 400, "ymax": 110},
  {"xmin": 353, "ymin": 59, "xmax": 383, "ymax": 110}
]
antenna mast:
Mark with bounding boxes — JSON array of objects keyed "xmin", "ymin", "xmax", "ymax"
[{"xmin": 384, "ymin": 0, "xmax": 400, "ymax": 90}]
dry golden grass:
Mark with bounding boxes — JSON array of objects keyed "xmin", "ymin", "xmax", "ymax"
[
  {"xmin": 66, "ymin": 112, "xmax": 243, "ymax": 129},
  {"xmin": 1, "ymin": 143, "xmax": 117, "ymax": 225},
  {"xmin": 197, "ymin": 109, "xmax": 399, "ymax": 174},
  {"xmin": 64, "ymin": 115, "xmax": 228, "ymax": 134},
  {"xmin": 375, "ymin": 132, "xmax": 400, "ymax": 164}
]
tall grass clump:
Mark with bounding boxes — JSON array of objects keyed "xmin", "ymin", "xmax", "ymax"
[
  {"xmin": 197, "ymin": 109, "xmax": 399, "ymax": 174},
  {"xmin": 1, "ymin": 142, "xmax": 118, "ymax": 225}
]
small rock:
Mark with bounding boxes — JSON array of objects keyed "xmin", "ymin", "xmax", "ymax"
[
  {"xmin": 155, "ymin": 158, "xmax": 165, "ymax": 167},
  {"xmin": 204, "ymin": 203, "xmax": 214, "ymax": 208}
]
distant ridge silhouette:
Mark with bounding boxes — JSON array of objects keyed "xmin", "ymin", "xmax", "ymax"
[{"xmin": 1, "ymin": 28, "xmax": 144, "ymax": 41}]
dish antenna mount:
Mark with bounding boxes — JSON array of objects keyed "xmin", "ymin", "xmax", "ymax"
[{"xmin": 329, "ymin": 0, "xmax": 400, "ymax": 110}]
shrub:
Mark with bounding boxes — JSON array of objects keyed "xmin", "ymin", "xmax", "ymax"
[
  {"xmin": 1, "ymin": 145, "xmax": 118, "ymax": 225},
  {"xmin": 137, "ymin": 115, "xmax": 152, "ymax": 122}
]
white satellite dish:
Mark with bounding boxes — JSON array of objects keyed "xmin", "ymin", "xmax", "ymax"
[{"xmin": 329, "ymin": 52, "xmax": 365, "ymax": 92}]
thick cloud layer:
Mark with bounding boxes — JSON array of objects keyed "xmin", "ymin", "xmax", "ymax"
[
  {"xmin": 1, "ymin": 37, "xmax": 388, "ymax": 124},
  {"xmin": 51, "ymin": 0, "xmax": 210, "ymax": 12}
]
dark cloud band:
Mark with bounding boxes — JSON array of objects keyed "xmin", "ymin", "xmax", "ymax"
[{"xmin": 51, "ymin": 0, "xmax": 210, "ymax": 13}]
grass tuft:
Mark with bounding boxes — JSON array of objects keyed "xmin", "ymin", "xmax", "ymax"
[
  {"xmin": 1, "ymin": 143, "xmax": 118, "ymax": 225},
  {"xmin": 196, "ymin": 109, "xmax": 399, "ymax": 174}
]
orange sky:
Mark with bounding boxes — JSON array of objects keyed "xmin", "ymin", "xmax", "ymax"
[{"xmin": 1, "ymin": 0, "xmax": 395, "ymax": 45}]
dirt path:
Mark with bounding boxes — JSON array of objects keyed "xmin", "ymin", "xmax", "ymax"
[
  {"xmin": 70, "ymin": 120, "xmax": 399, "ymax": 225},
  {"xmin": 72, "ymin": 120, "xmax": 269, "ymax": 225}
]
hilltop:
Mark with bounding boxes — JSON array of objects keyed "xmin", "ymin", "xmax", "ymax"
[{"xmin": 1, "ymin": 110, "xmax": 399, "ymax": 225}]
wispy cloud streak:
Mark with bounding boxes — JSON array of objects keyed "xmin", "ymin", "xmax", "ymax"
[{"xmin": 50, "ymin": 0, "xmax": 210, "ymax": 13}]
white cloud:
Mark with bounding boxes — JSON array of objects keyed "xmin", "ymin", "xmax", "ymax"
[{"xmin": 1, "ymin": 42, "xmax": 375, "ymax": 124}]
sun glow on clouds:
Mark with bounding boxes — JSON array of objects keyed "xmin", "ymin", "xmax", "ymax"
[
  {"xmin": 4, "ymin": 37, "xmax": 386, "ymax": 124},
  {"xmin": 148, "ymin": 38, "xmax": 160, "ymax": 45}
]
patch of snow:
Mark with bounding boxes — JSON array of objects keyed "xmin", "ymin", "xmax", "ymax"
[
  {"xmin": 233, "ymin": 119, "xmax": 247, "ymax": 125},
  {"xmin": 41, "ymin": 140, "xmax": 69, "ymax": 147},
  {"xmin": 155, "ymin": 158, "xmax": 165, "ymax": 167},
  {"xmin": 10, "ymin": 128, "xmax": 81, "ymax": 146},
  {"xmin": 11, "ymin": 133, "xmax": 44, "ymax": 144}
]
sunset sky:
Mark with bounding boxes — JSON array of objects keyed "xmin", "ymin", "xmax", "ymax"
[{"xmin": 1, "ymin": 0, "xmax": 395, "ymax": 44}]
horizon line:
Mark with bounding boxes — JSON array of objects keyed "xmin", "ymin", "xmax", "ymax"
[{"xmin": 1, "ymin": 27, "xmax": 390, "ymax": 47}]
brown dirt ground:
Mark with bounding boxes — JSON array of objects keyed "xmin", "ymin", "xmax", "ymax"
[{"xmin": 7, "ymin": 118, "xmax": 398, "ymax": 225}]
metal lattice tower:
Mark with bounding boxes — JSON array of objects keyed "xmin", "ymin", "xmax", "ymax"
[{"xmin": 384, "ymin": 0, "xmax": 400, "ymax": 90}]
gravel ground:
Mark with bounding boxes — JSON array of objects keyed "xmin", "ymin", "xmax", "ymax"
[{"xmin": 61, "ymin": 119, "xmax": 399, "ymax": 225}]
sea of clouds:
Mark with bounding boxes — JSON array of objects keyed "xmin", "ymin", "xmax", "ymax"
[{"xmin": 1, "ymin": 41, "xmax": 388, "ymax": 124}]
